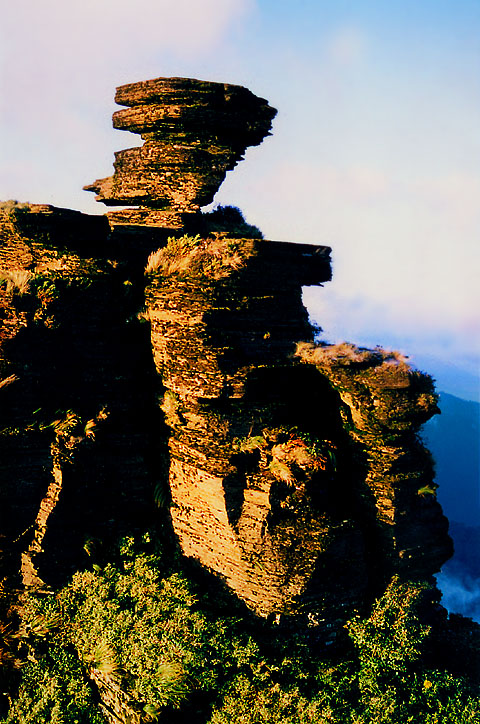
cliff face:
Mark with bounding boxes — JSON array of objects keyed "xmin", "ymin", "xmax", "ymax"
[
  {"xmin": 296, "ymin": 343, "xmax": 451, "ymax": 581},
  {"xmin": 143, "ymin": 236, "xmax": 451, "ymax": 628},
  {"xmin": 0, "ymin": 77, "xmax": 452, "ymax": 643},
  {"xmin": 143, "ymin": 237, "xmax": 368, "ymax": 627},
  {"xmin": 0, "ymin": 203, "xmax": 164, "ymax": 589}
]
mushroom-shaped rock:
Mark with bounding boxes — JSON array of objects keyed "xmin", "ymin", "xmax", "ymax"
[{"xmin": 84, "ymin": 77, "xmax": 277, "ymax": 228}]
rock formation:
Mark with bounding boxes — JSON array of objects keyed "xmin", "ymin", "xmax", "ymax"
[
  {"xmin": 143, "ymin": 235, "xmax": 451, "ymax": 629},
  {"xmin": 84, "ymin": 77, "xmax": 277, "ymax": 228},
  {"xmin": 296, "ymin": 343, "xmax": 451, "ymax": 581},
  {"xmin": 0, "ymin": 76, "xmax": 452, "ymax": 644},
  {"xmin": 144, "ymin": 236, "xmax": 365, "ymax": 627},
  {"xmin": 0, "ymin": 202, "xmax": 162, "ymax": 589}
]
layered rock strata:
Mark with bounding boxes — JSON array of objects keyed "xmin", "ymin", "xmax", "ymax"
[
  {"xmin": 145, "ymin": 236, "xmax": 368, "ymax": 627},
  {"xmin": 144, "ymin": 237, "xmax": 452, "ymax": 626},
  {"xmin": 85, "ymin": 77, "xmax": 277, "ymax": 228},
  {"xmin": 0, "ymin": 75, "xmax": 456, "ymax": 724},
  {"xmin": 296, "ymin": 343, "xmax": 453, "ymax": 585}
]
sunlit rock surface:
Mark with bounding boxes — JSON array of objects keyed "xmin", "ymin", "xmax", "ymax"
[{"xmin": 84, "ymin": 77, "xmax": 277, "ymax": 228}]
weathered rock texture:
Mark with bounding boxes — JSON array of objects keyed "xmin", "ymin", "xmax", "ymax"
[
  {"xmin": 144, "ymin": 236, "xmax": 368, "ymax": 627},
  {"xmin": 88, "ymin": 669, "xmax": 144, "ymax": 724},
  {"xmin": 0, "ymin": 75, "xmax": 454, "ymax": 722},
  {"xmin": 85, "ymin": 77, "xmax": 277, "ymax": 228},
  {"xmin": 296, "ymin": 343, "xmax": 452, "ymax": 584},
  {"xmin": 0, "ymin": 202, "xmax": 164, "ymax": 590},
  {"xmin": 144, "ymin": 238, "xmax": 452, "ymax": 628}
]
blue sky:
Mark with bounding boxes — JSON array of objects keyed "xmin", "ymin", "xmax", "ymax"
[{"xmin": 1, "ymin": 0, "xmax": 479, "ymax": 400}]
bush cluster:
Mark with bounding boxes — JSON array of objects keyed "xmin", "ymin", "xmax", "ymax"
[{"xmin": 3, "ymin": 534, "xmax": 480, "ymax": 724}]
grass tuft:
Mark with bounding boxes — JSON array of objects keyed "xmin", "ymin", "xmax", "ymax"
[
  {"xmin": 0, "ymin": 269, "xmax": 33, "ymax": 295},
  {"xmin": 296, "ymin": 341, "xmax": 409, "ymax": 369},
  {"xmin": 145, "ymin": 234, "xmax": 255, "ymax": 280}
]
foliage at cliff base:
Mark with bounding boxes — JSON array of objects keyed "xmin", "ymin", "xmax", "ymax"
[{"xmin": 2, "ymin": 533, "xmax": 480, "ymax": 724}]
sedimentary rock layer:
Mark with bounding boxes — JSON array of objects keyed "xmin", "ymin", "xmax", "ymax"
[
  {"xmin": 144, "ymin": 235, "xmax": 368, "ymax": 628},
  {"xmin": 296, "ymin": 342, "xmax": 453, "ymax": 584},
  {"xmin": 144, "ymin": 234, "xmax": 451, "ymax": 628},
  {"xmin": 0, "ymin": 75, "xmax": 457, "ymax": 723},
  {"xmin": 85, "ymin": 77, "xmax": 277, "ymax": 228}
]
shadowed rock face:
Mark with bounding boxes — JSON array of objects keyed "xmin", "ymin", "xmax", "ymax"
[
  {"xmin": 0, "ymin": 204, "xmax": 164, "ymax": 589},
  {"xmin": 84, "ymin": 77, "xmax": 277, "ymax": 228},
  {"xmin": 296, "ymin": 343, "xmax": 453, "ymax": 585}
]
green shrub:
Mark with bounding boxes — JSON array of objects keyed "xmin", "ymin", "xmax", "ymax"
[
  {"xmin": 201, "ymin": 205, "xmax": 263, "ymax": 239},
  {"xmin": 20, "ymin": 535, "xmax": 261, "ymax": 718},
  {"xmin": 10, "ymin": 545, "xmax": 480, "ymax": 724},
  {"xmin": 1, "ymin": 644, "xmax": 105, "ymax": 724},
  {"xmin": 346, "ymin": 577, "xmax": 480, "ymax": 723}
]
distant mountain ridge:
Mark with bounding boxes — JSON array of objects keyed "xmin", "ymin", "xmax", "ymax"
[
  {"xmin": 424, "ymin": 392, "xmax": 480, "ymax": 621},
  {"xmin": 423, "ymin": 391, "xmax": 480, "ymax": 528}
]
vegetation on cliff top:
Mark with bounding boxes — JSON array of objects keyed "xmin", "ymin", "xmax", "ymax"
[
  {"xmin": 296, "ymin": 341, "xmax": 410, "ymax": 369},
  {"xmin": 145, "ymin": 234, "xmax": 256, "ymax": 281},
  {"xmin": 199, "ymin": 205, "xmax": 264, "ymax": 240}
]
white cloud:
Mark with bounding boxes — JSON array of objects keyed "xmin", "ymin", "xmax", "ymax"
[
  {"xmin": 0, "ymin": 0, "xmax": 255, "ymax": 119},
  {"xmin": 410, "ymin": 173, "xmax": 480, "ymax": 231},
  {"xmin": 2, "ymin": 0, "xmax": 253, "ymax": 60}
]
